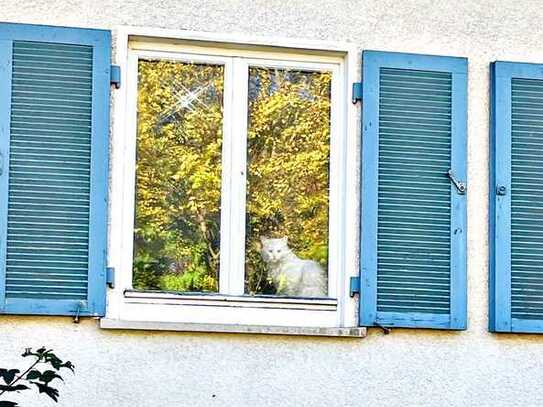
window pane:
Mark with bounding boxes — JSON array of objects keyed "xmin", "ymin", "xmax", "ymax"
[
  {"xmin": 245, "ymin": 67, "xmax": 331, "ymax": 297},
  {"xmin": 133, "ymin": 60, "xmax": 223, "ymax": 293}
]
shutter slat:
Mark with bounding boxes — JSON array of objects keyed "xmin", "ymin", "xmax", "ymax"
[
  {"xmin": 4, "ymin": 40, "xmax": 93, "ymax": 303},
  {"xmin": 377, "ymin": 67, "xmax": 452, "ymax": 316},
  {"xmin": 490, "ymin": 61, "xmax": 543, "ymax": 332},
  {"xmin": 361, "ymin": 51, "xmax": 467, "ymax": 330},
  {"xmin": 511, "ymin": 78, "xmax": 543, "ymax": 321}
]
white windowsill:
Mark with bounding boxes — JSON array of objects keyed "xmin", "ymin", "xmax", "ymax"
[
  {"xmin": 100, "ymin": 318, "xmax": 366, "ymax": 338},
  {"xmin": 124, "ymin": 290, "xmax": 337, "ymax": 310}
]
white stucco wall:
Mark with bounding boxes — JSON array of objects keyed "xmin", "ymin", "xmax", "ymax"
[{"xmin": 2, "ymin": 1, "xmax": 543, "ymax": 406}]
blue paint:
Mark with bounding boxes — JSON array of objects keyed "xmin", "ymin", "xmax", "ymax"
[
  {"xmin": 86, "ymin": 27, "xmax": 111, "ymax": 318},
  {"xmin": 360, "ymin": 50, "xmax": 380, "ymax": 327},
  {"xmin": 110, "ymin": 64, "xmax": 121, "ymax": 89},
  {"xmin": 0, "ymin": 22, "xmax": 111, "ymax": 317},
  {"xmin": 349, "ymin": 276, "xmax": 360, "ymax": 297},
  {"xmin": 489, "ymin": 61, "xmax": 513, "ymax": 332},
  {"xmin": 376, "ymin": 312, "xmax": 452, "ymax": 329},
  {"xmin": 490, "ymin": 61, "xmax": 543, "ymax": 333},
  {"xmin": 488, "ymin": 62, "xmax": 498, "ymax": 331},
  {"xmin": 449, "ymin": 58, "xmax": 468, "ymax": 330},
  {"xmin": 0, "ymin": 40, "xmax": 13, "ymax": 313},
  {"xmin": 106, "ymin": 267, "xmax": 115, "ymax": 289},
  {"xmin": 511, "ymin": 318, "xmax": 543, "ymax": 333},
  {"xmin": 6, "ymin": 298, "xmax": 86, "ymax": 316},
  {"xmin": 352, "ymin": 82, "xmax": 362, "ymax": 104},
  {"xmin": 0, "ymin": 21, "xmax": 110, "ymax": 47},
  {"xmin": 360, "ymin": 50, "xmax": 468, "ymax": 330}
]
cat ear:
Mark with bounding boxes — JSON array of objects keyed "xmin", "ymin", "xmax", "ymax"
[
  {"xmin": 260, "ymin": 236, "xmax": 268, "ymax": 244},
  {"xmin": 281, "ymin": 237, "xmax": 288, "ymax": 243}
]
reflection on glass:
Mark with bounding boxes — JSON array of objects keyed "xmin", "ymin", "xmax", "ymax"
[
  {"xmin": 133, "ymin": 60, "xmax": 224, "ymax": 292},
  {"xmin": 245, "ymin": 67, "xmax": 332, "ymax": 297}
]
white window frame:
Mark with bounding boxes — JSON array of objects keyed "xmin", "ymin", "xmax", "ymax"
[{"xmin": 106, "ymin": 26, "xmax": 360, "ymax": 329}]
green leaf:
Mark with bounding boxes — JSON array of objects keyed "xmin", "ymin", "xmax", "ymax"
[
  {"xmin": 0, "ymin": 369, "xmax": 20, "ymax": 385},
  {"xmin": 40, "ymin": 370, "xmax": 63, "ymax": 384},
  {"xmin": 32, "ymin": 382, "xmax": 59, "ymax": 403},
  {"xmin": 44, "ymin": 354, "xmax": 63, "ymax": 370},
  {"xmin": 25, "ymin": 370, "xmax": 41, "ymax": 381}
]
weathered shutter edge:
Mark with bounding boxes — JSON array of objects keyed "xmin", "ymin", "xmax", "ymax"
[
  {"xmin": 359, "ymin": 50, "xmax": 468, "ymax": 330},
  {"xmin": 489, "ymin": 62, "xmax": 512, "ymax": 332},
  {"xmin": 360, "ymin": 51, "xmax": 379, "ymax": 327},
  {"xmin": 0, "ymin": 22, "xmax": 110, "ymax": 46},
  {"xmin": 0, "ymin": 40, "xmax": 13, "ymax": 313},
  {"xmin": 87, "ymin": 29, "xmax": 111, "ymax": 317},
  {"xmin": 490, "ymin": 61, "xmax": 543, "ymax": 334},
  {"xmin": 488, "ymin": 62, "xmax": 499, "ymax": 331},
  {"xmin": 449, "ymin": 62, "xmax": 468, "ymax": 330},
  {"xmin": 0, "ymin": 22, "xmax": 111, "ymax": 316}
]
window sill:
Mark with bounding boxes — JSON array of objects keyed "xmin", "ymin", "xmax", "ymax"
[
  {"xmin": 124, "ymin": 290, "xmax": 337, "ymax": 311},
  {"xmin": 100, "ymin": 318, "xmax": 366, "ymax": 338}
]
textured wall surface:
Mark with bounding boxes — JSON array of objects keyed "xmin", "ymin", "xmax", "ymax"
[{"xmin": 2, "ymin": 1, "xmax": 543, "ymax": 406}]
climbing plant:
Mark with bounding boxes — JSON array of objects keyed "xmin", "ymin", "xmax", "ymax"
[{"xmin": 0, "ymin": 347, "xmax": 74, "ymax": 406}]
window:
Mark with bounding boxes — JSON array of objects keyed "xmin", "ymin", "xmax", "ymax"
[
  {"xmin": 107, "ymin": 29, "xmax": 358, "ymax": 328},
  {"xmin": 131, "ymin": 52, "xmax": 337, "ymax": 298},
  {"xmin": 0, "ymin": 25, "xmax": 468, "ymax": 333}
]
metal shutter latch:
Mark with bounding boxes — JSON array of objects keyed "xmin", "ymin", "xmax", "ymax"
[{"xmin": 447, "ymin": 169, "xmax": 466, "ymax": 194}]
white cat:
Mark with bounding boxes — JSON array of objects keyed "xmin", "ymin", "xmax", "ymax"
[{"xmin": 260, "ymin": 236, "xmax": 327, "ymax": 297}]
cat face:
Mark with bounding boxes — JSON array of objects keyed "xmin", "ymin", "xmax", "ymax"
[{"xmin": 260, "ymin": 237, "xmax": 290, "ymax": 263}]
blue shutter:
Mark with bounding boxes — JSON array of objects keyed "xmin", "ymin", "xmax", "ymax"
[
  {"xmin": 360, "ymin": 51, "xmax": 467, "ymax": 329},
  {"xmin": 0, "ymin": 23, "xmax": 110, "ymax": 316},
  {"xmin": 490, "ymin": 61, "xmax": 543, "ymax": 333}
]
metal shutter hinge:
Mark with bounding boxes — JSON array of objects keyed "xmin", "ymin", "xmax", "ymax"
[
  {"xmin": 496, "ymin": 184, "xmax": 507, "ymax": 196},
  {"xmin": 110, "ymin": 65, "xmax": 121, "ymax": 89},
  {"xmin": 447, "ymin": 169, "xmax": 466, "ymax": 194},
  {"xmin": 350, "ymin": 276, "xmax": 360, "ymax": 297},
  {"xmin": 352, "ymin": 82, "xmax": 363, "ymax": 104},
  {"xmin": 106, "ymin": 267, "xmax": 115, "ymax": 288}
]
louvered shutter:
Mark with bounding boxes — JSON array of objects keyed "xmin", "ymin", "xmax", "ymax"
[
  {"xmin": 490, "ymin": 61, "xmax": 543, "ymax": 333},
  {"xmin": 360, "ymin": 51, "xmax": 467, "ymax": 329},
  {"xmin": 0, "ymin": 23, "xmax": 110, "ymax": 316}
]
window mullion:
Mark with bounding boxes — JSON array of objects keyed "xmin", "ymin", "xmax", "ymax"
[
  {"xmin": 218, "ymin": 57, "xmax": 235, "ymax": 294},
  {"xmin": 226, "ymin": 57, "xmax": 249, "ymax": 296}
]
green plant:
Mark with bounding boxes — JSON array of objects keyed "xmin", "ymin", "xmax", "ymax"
[{"xmin": 0, "ymin": 347, "xmax": 74, "ymax": 406}]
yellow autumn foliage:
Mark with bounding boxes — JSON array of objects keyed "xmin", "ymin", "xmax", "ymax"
[{"xmin": 133, "ymin": 60, "xmax": 331, "ymax": 295}]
